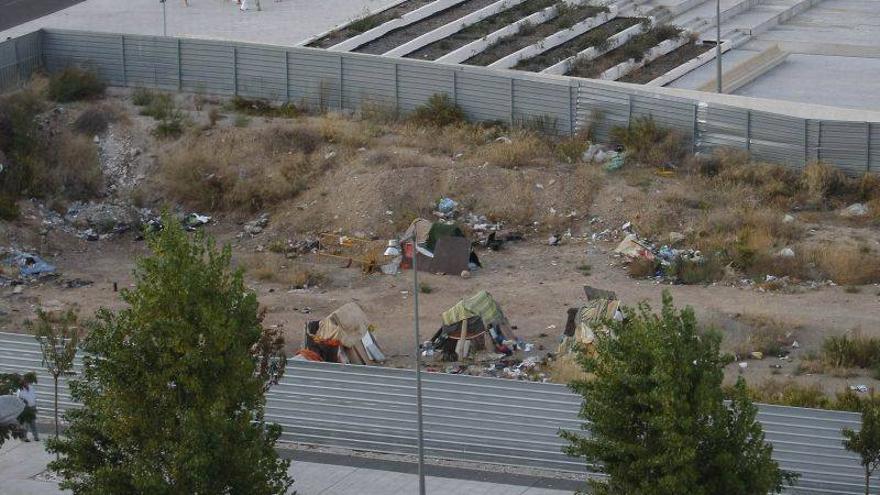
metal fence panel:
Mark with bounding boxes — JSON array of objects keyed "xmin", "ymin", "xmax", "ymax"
[
  {"xmin": 819, "ymin": 121, "xmax": 871, "ymax": 176},
  {"xmin": 123, "ymin": 36, "xmax": 179, "ymax": 90},
  {"xmin": 0, "ymin": 331, "xmax": 868, "ymax": 494},
  {"xmin": 43, "ymin": 31, "xmax": 126, "ymax": 86},
  {"xmin": 4, "ymin": 28, "xmax": 880, "ymax": 175}
]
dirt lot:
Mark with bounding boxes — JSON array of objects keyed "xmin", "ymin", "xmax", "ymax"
[{"xmin": 2, "ymin": 82, "xmax": 880, "ymax": 402}]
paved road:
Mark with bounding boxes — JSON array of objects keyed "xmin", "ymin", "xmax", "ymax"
[{"xmin": 0, "ymin": 0, "xmax": 85, "ymax": 32}]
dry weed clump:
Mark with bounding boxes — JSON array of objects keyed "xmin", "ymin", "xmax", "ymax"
[
  {"xmin": 808, "ymin": 244, "xmax": 880, "ymax": 285},
  {"xmin": 610, "ymin": 116, "xmax": 686, "ymax": 168},
  {"xmin": 159, "ymin": 125, "xmax": 324, "ymax": 211},
  {"xmin": 546, "ymin": 354, "xmax": 592, "ymax": 384},
  {"xmin": 243, "ymin": 254, "xmax": 326, "ymax": 288},
  {"xmin": 44, "ymin": 132, "xmax": 104, "ymax": 200},
  {"xmin": 73, "ymin": 102, "xmax": 127, "ymax": 136},
  {"xmin": 480, "ymin": 130, "xmax": 553, "ymax": 168}
]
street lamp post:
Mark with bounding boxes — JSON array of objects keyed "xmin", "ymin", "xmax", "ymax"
[
  {"xmin": 410, "ymin": 237, "xmax": 426, "ymax": 495},
  {"xmin": 160, "ymin": 0, "xmax": 167, "ymax": 37},
  {"xmin": 716, "ymin": 0, "xmax": 722, "ymax": 93}
]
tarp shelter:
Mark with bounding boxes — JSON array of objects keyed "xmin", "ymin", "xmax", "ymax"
[
  {"xmin": 302, "ymin": 302, "xmax": 386, "ymax": 365},
  {"xmin": 403, "ymin": 218, "xmax": 432, "ymax": 246},
  {"xmin": 559, "ymin": 286, "xmax": 623, "ymax": 355},
  {"xmin": 432, "ymin": 291, "xmax": 515, "ymax": 360},
  {"xmin": 403, "ymin": 221, "xmax": 479, "ymax": 275}
]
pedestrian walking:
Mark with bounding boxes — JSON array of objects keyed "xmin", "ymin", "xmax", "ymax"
[{"xmin": 16, "ymin": 374, "xmax": 38, "ymax": 442}]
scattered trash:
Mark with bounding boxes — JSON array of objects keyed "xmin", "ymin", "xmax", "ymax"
[
  {"xmin": 244, "ymin": 213, "xmax": 269, "ymax": 236},
  {"xmin": 777, "ymin": 247, "xmax": 795, "ymax": 258},
  {"xmin": 495, "ymin": 136, "xmax": 512, "ymax": 144},
  {"xmin": 738, "ymin": 362, "xmax": 748, "ymax": 371},
  {"xmin": 840, "ymin": 203, "xmax": 868, "ymax": 218},
  {"xmin": 614, "ymin": 234, "xmax": 654, "ymax": 261},
  {"xmin": 791, "ymin": 340, "xmax": 800, "ymax": 349},
  {"xmin": 460, "ymin": 270, "xmax": 471, "ymax": 279},
  {"xmin": 437, "ymin": 198, "xmax": 457, "ymax": 214},
  {"xmin": 851, "ymin": 384, "xmax": 869, "ymax": 394},
  {"xmin": 750, "ymin": 351, "xmax": 764, "ymax": 360},
  {"xmin": 667, "ymin": 232, "xmax": 686, "ymax": 246},
  {"xmin": 782, "ymin": 214, "xmax": 795, "ymax": 223},
  {"xmin": 4, "ymin": 251, "xmax": 56, "ymax": 277},
  {"xmin": 548, "ymin": 233, "xmax": 561, "ymax": 246},
  {"xmin": 184, "ymin": 213, "xmax": 211, "ymax": 230}
]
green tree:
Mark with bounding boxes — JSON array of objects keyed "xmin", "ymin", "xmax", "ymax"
[
  {"xmin": 28, "ymin": 308, "xmax": 81, "ymax": 439},
  {"xmin": 562, "ymin": 292, "xmax": 797, "ymax": 495},
  {"xmin": 843, "ymin": 399, "xmax": 880, "ymax": 495},
  {"xmin": 47, "ymin": 215, "xmax": 293, "ymax": 495},
  {"xmin": 0, "ymin": 373, "xmax": 27, "ymax": 446}
]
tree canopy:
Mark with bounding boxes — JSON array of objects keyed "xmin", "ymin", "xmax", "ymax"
[
  {"xmin": 47, "ymin": 215, "xmax": 293, "ymax": 495},
  {"xmin": 562, "ymin": 292, "xmax": 796, "ymax": 495}
]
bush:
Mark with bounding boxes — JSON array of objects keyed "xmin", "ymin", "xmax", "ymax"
[
  {"xmin": 131, "ymin": 88, "xmax": 155, "ymax": 106},
  {"xmin": 48, "ymin": 67, "xmax": 105, "ymax": 102},
  {"xmin": 802, "ymin": 161, "xmax": 847, "ymax": 207},
  {"xmin": 822, "ymin": 333, "xmax": 880, "ymax": 369},
  {"xmin": 140, "ymin": 93, "xmax": 175, "ymax": 120},
  {"xmin": 228, "ymin": 96, "xmax": 300, "ymax": 118},
  {"xmin": 74, "ymin": 103, "xmax": 122, "ymax": 135},
  {"xmin": 410, "ymin": 93, "xmax": 466, "ymax": 127},
  {"xmin": 49, "ymin": 133, "xmax": 103, "ymax": 199},
  {"xmin": 611, "ymin": 116, "xmax": 686, "ymax": 167}
]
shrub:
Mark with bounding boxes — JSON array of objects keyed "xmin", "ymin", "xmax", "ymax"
[
  {"xmin": 140, "ymin": 93, "xmax": 175, "ymax": 120},
  {"xmin": 131, "ymin": 88, "xmax": 155, "ymax": 106},
  {"xmin": 822, "ymin": 333, "xmax": 880, "ymax": 369},
  {"xmin": 480, "ymin": 130, "xmax": 552, "ymax": 168},
  {"xmin": 49, "ymin": 133, "xmax": 103, "ymax": 199},
  {"xmin": 410, "ymin": 93, "xmax": 466, "ymax": 127},
  {"xmin": 74, "ymin": 103, "xmax": 123, "ymax": 135},
  {"xmin": 673, "ymin": 256, "xmax": 726, "ymax": 285},
  {"xmin": 809, "ymin": 244, "xmax": 880, "ymax": 285},
  {"xmin": 611, "ymin": 116, "xmax": 686, "ymax": 167},
  {"xmin": 228, "ymin": 96, "xmax": 300, "ymax": 118},
  {"xmin": 263, "ymin": 125, "xmax": 323, "ymax": 155},
  {"xmin": 154, "ymin": 109, "xmax": 185, "ymax": 139},
  {"xmin": 48, "ymin": 67, "xmax": 105, "ymax": 102},
  {"xmin": 234, "ymin": 114, "xmax": 250, "ymax": 128},
  {"xmin": 802, "ymin": 161, "xmax": 847, "ymax": 207}
]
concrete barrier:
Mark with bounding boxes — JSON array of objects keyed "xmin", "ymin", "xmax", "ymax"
[
  {"xmin": 646, "ymin": 31, "xmax": 749, "ymax": 86},
  {"xmin": 698, "ymin": 44, "xmax": 789, "ymax": 93},
  {"xmin": 383, "ymin": 0, "xmax": 529, "ymax": 57},
  {"xmin": 327, "ymin": 0, "xmax": 469, "ymax": 52},
  {"xmin": 435, "ymin": 5, "xmax": 557, "ymax": 63},
  {"xmin": 541, "ymin": 19, "xmax": 646, "ymax": 75},
  {"xmin": 598, "ymin": 35, "xmax": 690, "ymax": 80},
  {"xmin": 488, "ymin": 8, "xmax": 617, "ymax": 69},
  {"xmin": 297, "ymin": 0, "xmax": 411, "ymax": 47}
]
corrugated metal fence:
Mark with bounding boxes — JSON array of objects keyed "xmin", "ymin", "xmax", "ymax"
[
  {"xmin": 0, "ymin": 331, "xmax": 868, "ymax": 494},
  {"xmin": 0, "ymin": 29, "xmax": 877, "ymax": 175}
]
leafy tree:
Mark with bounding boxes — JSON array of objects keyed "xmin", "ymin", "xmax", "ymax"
[
  {"xmin": 28, "ymin": 308, "xmax": 81, "ymax": 439},
  {"xmin": 843, "ymin": 399, "xmax": 880, "ymax": 495},
  {"xmin": 0, "ymin": 373, "xmax": 27, "ymax": 446},
  {"xmin": 562, "ymin": 292, "xmax": 797, "ymax": 495},
  {"xmin": 47, "ymin": 214, "xmax": 293, "ymax": 494}
]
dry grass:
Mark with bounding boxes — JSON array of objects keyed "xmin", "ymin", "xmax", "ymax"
[
  {"xmin": 42, "ymin": 132, "xmax": 103, "ymax": 200},
  {"xmin": 242, "ymin": 253, "xmax": 326, "ymax": 288},
  {"xmin": 158, "ymin": 125, "xmax": 322, "ymax": 212},
  {"xmin": 546, "ymin": 354, "xmax": 592, "ymax": 384},
  {"xmin": 728, "ymin": 314, "xmax": 794, "ymax": 358},
  {"xmin": 808, "ymin": 244, "xmax": 880, "ymax": 285},
  {"xmin": 479, "ymin": 130, "xmax": 554, "ymax": 168},
  {"xmin": 73, "ymin": 102, "xmax": 127, "ymax": 135}
]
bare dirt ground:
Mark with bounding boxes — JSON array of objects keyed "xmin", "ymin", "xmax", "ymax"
[
  {"xmin": 3, "ymin": 84, "xmax": 880, "ymax": 400},
  {"xmin": 3, "ymin": 200, "xmax": 879, "ymax": 393}
]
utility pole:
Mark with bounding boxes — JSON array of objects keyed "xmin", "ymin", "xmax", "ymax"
[
  {"xmin": 411, "ymin": 238, "xmax": 426, "ymax": 495},
  {"xmin": 716, "ymin": 0, "xmax": 722, "ymax": 93},
  {"xmin": 160, "ymin": 0, "xmax": 167, "ymax": 37}
]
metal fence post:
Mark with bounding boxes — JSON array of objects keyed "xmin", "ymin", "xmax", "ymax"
[
  {"xmin": 627, "ymin": 94, "xmax": 633, "ymax": 125},
  {"xmin": 817, "ymin": 120, "xmax": 822, "ymax": 163},
  {"xmin": 394, "ymin": 62, "xmax": 400, "ymax": 113},
  {"xmin": 177, "ymin": 38, "xmax": 182, "ymax": 91},
  {"xmin": 338, "ymin": 55, "xmax": 344, "ymax": 110},
  {"xmin": 691, "ymin": 103, "xmax": 698, "ymax": 153},
  {"xmin": 803, "ymin": 120, "xmax": 809, "ymax": 167},
  {"xmin": 232, "ymin": 46, "xmax": 238, "ymax": 96},
  {"xmin": 745, "ymin": 110, "xmax": 751, "ymax": 151},
  {"xmin": 451, "ymin": 70, "xmax": 457, "ymax": 106},
  {"xmin": 569, "ymin": 85, "xmax": 575, "ymax": 136},
  {"xmin": 867, "ymin": 122, "xmax": 872, "ymax": 173},
  {"xmin": 12, "ymin": 38, "xmax": 22, "ymax": 87},
  {"xmin": 120, "ymin": 35, "xmax": 126, "ymax": 87},
  {"xmin": 509, "ymin": 78, "xmax": 515, "ymax": 126},
  {"xmin": 284, "ymin": 51, "xmax": 290, "ymax": 103}
]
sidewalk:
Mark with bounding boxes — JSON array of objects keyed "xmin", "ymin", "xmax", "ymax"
[
  {"xmin": 0, "ymin": 0, "xmax": 398, "ymax": 45},
  {"xmin": 0, "ymin": 440, "xmax": 576, "ymax": 495}
]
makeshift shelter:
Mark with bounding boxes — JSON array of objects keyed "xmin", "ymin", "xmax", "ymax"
[
  {"xmin": 402, "ymin": 221, "xmax": 479, "ymax": 275},
  {"xmin": 431, "ymin": 291, "xmax": 515, "ymax": 360},
  {"xmin": 301, "ymin": 302, "xmax": 385, "ymax": 365},
  {"xmin": 559, "ymin": 286, "xmax": 623, "ymax": 356}
]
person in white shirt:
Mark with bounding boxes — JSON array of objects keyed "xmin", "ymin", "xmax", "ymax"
[{"xmin": 16, "ymin": 376, "xmax": 38, "ymax": 442}]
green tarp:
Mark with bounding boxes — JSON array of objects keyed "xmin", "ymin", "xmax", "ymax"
[
  {"xmin": 425, "ymin": 222, "xmax": 464, "ymax": 252},
  {"xmin": 441, "ymin": 290, "xmax": 505, "ymax": 327}
]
